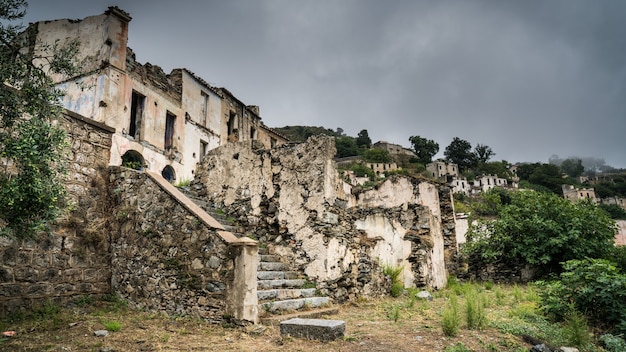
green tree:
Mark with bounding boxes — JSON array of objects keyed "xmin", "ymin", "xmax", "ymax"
[
  {"xmin": 0, "ymin": 0, "xmax": 78, "ymax": 238},
  {"xmin": 599, "ymin": 203, "xmax": 626, "ymax": 220},
  {"xmin": 444, "ymin": 137, "xmax": 476, "ymax": 172},
  {"xmin": 475, "ymin": 160, "xmax": 510, "ymax": 179},
  {"xmin": 517, "ymin": 163, "xmax": 564, "ymax": 194},
  {"xmin": 356, "ymin": 129, "xmax": 372, "ymax": 149},
  {"xmin": 560, "ymin": 158, "xmax": 584, "ymax": 178},
  {"xmin": 408, "ymin": 135, "xmax": 439, "ymax": 164},
  {"xmin": 335, "ymin": 136, "xmax": 359, "ymax": 158},
  {"xmin": 473, "ymin": 143, "xmax": 495, "ymax": 164},
  {"xmin": 362, "ymin": 148, "xmax": 392, "ymax": 163},
  {"xmin": 464, "ymin": 190, "xmax": 617, "ymax": 275}
]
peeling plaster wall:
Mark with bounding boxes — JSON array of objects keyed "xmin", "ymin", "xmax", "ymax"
[
  {"xmin": 191, "ymin": 136, "xmax": 457, "ymax": 300},
  {"xmin": 177, "ymin": 70, "xmax": 223, "ymax": 175}
]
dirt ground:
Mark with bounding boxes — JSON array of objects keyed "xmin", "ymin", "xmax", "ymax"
[{"xmin": 1, "ymin": 294, "xmax": 531, "ymax": 352}]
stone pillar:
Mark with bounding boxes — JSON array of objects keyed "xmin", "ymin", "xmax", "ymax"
[{"xmin": 227, "ymin": 240, "xmax": 259, "ymax": 323}]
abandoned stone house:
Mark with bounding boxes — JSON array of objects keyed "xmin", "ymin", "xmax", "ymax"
[
  {"xmin": 562, "ymin": 184, "xmax": 598, "ymax": 203},
  {"xmin": 427, "ymin": 161, "xmax": 459, "ymax": 183},
  {"xmin": 372, "ymin": 141, "xmax": 416, "ymax": 157},
  {"xmin": 0, "ymin": 7, "xmax": 468, "ymax": 324},
  {"xmin": 30, "ymin": 6, "xmax": 287, "ymax": 183}
]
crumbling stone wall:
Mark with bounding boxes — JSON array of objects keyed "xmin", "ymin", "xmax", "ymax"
[
  {"xmin": 108, "ymin": 167, "xmax": 258, "ymax": 322},
  {"xmin": 0, "ymin": 110, "xmax": 114, "ymax": 316},
  {"xmin": 191, "ymin": 136, "xmax": 457, "ymax": 302}
]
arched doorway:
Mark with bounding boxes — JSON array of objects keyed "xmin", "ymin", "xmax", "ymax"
[
  {"xmin": 121, "ymin": 150, "xmax": 145, "ymax": 170},
  {"xmin": 161, "ymin": 165, "xmax": 175, "ymax": 182}
]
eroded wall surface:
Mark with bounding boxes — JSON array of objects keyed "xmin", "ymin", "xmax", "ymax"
[{"xmin": 191, "ymin": 136, "xmax": 457, "ymax": 301}]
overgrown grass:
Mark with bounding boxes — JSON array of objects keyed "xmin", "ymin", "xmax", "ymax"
[
  {"xmin": 103, "ymin": 320, "xmax": 122, "ymax": 332},
  {"xmin": 442, "ymin": 294, "xmax": 461, "ymax": 337},
  {"xmin": 465, "ymin": 289, "xmax": 486, "ymax": 330},
  {"xmin": 382, "ymin": 264, "xmax": 404, "ymax": 297}
]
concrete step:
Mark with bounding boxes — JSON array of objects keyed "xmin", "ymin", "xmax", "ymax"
[
  {"xmin": 257, "ymin": 279, "xmax": 307, "ymax": 290},
  {"xmin": 257, "ymin": 288, "xmax": 317, "ymax": 301},
  {"xmin": 260, "ymin": 307, "xmax": 339, "ymax": 326},
  {"xmin": 259, "ymin": 297, "xmax": 330, "ymax": 313},
  {"xmin": 257, "ymin": 271, "xmax": 301, "ymax": 280},
  {"xmin": 258, "ymin": 262, "xmax": 289, "ymax": 271},
  {"xmin": 279, "ymin": 318, "xmax": 345, "ymax": 341},
  {"xmin": 259, "ymin": 254, "xmax": 281, "ymax": 262}
]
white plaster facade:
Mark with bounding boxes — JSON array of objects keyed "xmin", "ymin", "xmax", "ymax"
[
  {"xmin": 30, "ymin": 7, "xmax": 287, "ymax": 182},
  {"xmin": 427, "ymin": 161, "xmax": 459, "ymax": 182},
  {"xmin": 473, "ymin": 174, "xmax": 509, "ymax": 193}
]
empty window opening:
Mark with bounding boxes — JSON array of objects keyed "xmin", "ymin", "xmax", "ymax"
[
  {"xmin": 121, "ymin": 150, "xmax": 145, "ymax": 170},
  {"xmin": 165, "ymin": 112, "xmax": 176, "ymax": 150},
  {"xmin": 270, "ymin": 137, "xmax": 277, "ymax": 148},
  {"xmin": 227, "ymin": 111, "xmax": 237, "ymax": 140},
  {"xmin": 129, "ymin": 91, "xmax": 145, "ymax": 139},
  {"xmin": 201, "ymin": 91, "xmax": 209, "ymax": 126},
  {"xmin": 161, "ymin": 165, "xmax": 175, "ymax": 182},
  {"xmin": 200, "ymin": 140, "xmax": 208, "ymax": 159},
  {"xmin": 250, "ymin": 127, "xmax": 256, "ymax": 140}
]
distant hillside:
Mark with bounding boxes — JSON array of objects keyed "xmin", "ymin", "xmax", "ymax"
[{"xmin": 273, "ymin": 125, "xmax": 341, "ymax": 142}]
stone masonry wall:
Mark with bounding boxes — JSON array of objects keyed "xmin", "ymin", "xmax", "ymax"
[
  {"xmin": 108, "ymin": 167, "xmax": 257, "ymax": 322},
  {"xmin": 191, "ymin": 136, "xmax": 457, "ymax": 302},
  {"xmin": 0, "ymin": 110, "xmax": 114, "ymax": 316}
]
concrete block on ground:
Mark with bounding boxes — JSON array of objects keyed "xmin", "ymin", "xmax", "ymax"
[{"xmin": 279, "ymin": 318, "xmax": 345, "ymax": 341}]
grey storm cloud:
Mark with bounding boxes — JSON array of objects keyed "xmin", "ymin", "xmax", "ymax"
[{"xmin": 23, "ymin": 0, "xmax": 626, "ymax": 167}]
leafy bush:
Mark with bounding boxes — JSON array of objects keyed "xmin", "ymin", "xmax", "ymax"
[
  {"xmin": 538, "ymin": 259, "xmax": 626, "ymax": 335},
  {"xmin": 609, "ymin": 245, "xmax": 626, "ymax": 272},
  {"xmin": 599, "ymin": 203, "xmax": 626, "ymax": 219},
  {"xmin": 464, "ymin": 190, "xmax": 617, "ymax": 275},
  {"xmin": 599, "ymin": 334, "xmax": 626, "ymax": 352},
  {"xmin": 347, "ymin": 163, "xmax": 376, "ymax": 180},
  {"xmin": 362, "ymin": 148, "xmax": 392, "ymax": 163}
]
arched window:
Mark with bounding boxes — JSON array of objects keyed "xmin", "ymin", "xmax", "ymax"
[
  {"xmin": 121, "ymin": 150, "xmax": 145, "ymax": 170},
  {"xmin": 161, "ymin": 166, "xmax": 175, "ymax": 182}
]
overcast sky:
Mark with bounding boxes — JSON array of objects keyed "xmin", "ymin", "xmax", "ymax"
[{"xmin": 22, "ymin": 0, "xmax": 626, "ymax": 168}]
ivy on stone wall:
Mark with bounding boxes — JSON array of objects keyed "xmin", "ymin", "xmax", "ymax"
[{"xmin": 0, "ymin": 0, "xmax": 79, "ymax": 238}]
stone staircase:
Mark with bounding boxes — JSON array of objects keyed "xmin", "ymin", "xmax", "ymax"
[
  {"xmin": 257, "ymin": 247, "xmax": 337, "ymax": 324},
  {"xmin": 178, "ymin": 188, "xmax": 246, "ymax": 236},
  {"xmin": 177, "ymin": 186, "xmax": 337, "ymax": 323}
]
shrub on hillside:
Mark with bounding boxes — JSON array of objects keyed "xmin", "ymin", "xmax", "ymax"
[
  {"xmin": 464, "ymin": 190, "xmax": 617, "ymax": 275},
  {"xmin": 537, "ymin": 259, "xmax": 626, "ymax": 335}
]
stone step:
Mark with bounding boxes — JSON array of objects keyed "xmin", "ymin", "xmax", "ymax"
[
  {"xmin": 260, "ymin": 307, "xmax": 339, "ymax": 326},
  {"xmin": 279, "ymin": 318, "xmax": 345, "ymax": 341},
  {"xmin": 257, "ymin": 271, "xmax": 301, "ymax": 280},
  {"xmin": 258, "ymin": 247, "xmax": 269, "ymax": 255},
  {"xmin": 257, "ymin": 279, "xmax": 307, "ymax": 290},
  {"xmin": 259, "ymin": 254, "xmax": 281, "ymax": 262},
  {"xmin": 259, "ymin": 297, "xmax": 330, "ymax": 313},
  {"xmin": 258, "ymin": 262, "xmax": 289, "ymax": 271},
  {"xmin": 257, "ymin": 288, "xmax": 317, "ymax": 301}
]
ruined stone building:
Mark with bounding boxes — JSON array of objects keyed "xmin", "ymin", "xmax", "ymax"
[
  {"xmin": 29, "ymin": 7, "xmax": 287, "ymax": 182},
  {"xmin": 427, "ymin": 161, "xmax": 459, "ymax": 183},
  {"xmin": 0, "ymin": 7, "xmax": 463, "ymax": 323},
  {"xmin": 372, "ymin": 141, "xmax": 416, "ymax": 157},
  {"xmin": 562, "ymin": 184, "xmax": 598, "ymax": 203}
]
